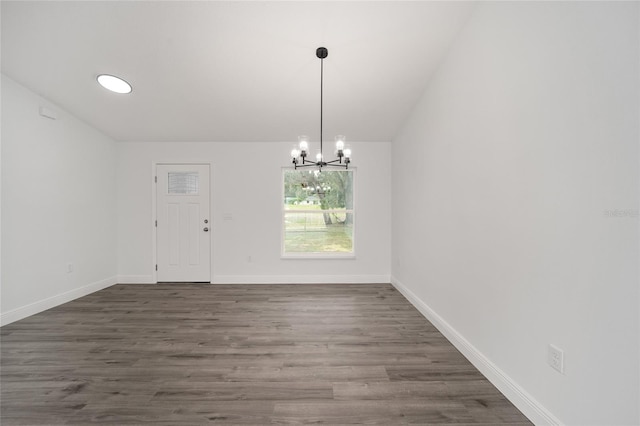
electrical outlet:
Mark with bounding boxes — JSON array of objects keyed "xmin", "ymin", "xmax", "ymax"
[{"xmin": 548, "ymin": 344, "xmax": 564, "ymax": 374}]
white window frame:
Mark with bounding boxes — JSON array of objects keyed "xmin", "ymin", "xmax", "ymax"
[{"xmin": 281, "ymin": 167, "xmax": 356, "ymax": 259}]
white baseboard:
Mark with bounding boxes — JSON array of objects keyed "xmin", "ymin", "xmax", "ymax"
[
  {"xmin": 115, "ymin": 274, "xmax": 390, "ymax": 285},
  {"xmin": 390, "ymin": 276, "xmax": 562, "ymax": 426},
  {"xmin": 117, "ymin": 275, "xmax": 155, "ymax": 284},
  {"xmin": 212, "ymin": 274, "xmax": 390, "ymax": 284},
  {"xmin": 1, "ymin": 276, "xmax": 118, "ymax": 326}
]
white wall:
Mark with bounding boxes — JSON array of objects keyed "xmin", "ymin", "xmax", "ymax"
[
  {"xmin": 117, "ymin": 141, "xmax": 391, "ymax": 284},
  {"xmin": 1, "ymin": 75, "xmax": 118, "ymax": 325},
  {"xmin": 391, "ymin": 2, "xmax": 639, "ymax": 425}
]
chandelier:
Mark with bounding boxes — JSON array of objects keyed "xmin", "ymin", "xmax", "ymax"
[{"xmin": 291, "ymin": 47, "xmax": 351, "ymax": 170}]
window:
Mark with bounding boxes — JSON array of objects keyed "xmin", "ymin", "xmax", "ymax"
[
  {"xmin": 282, "ymin": 169, "xmax": 354, "ymax": 257},
  {"xmin": 168, "ymin": 172, "xmax": 199, "ymax": 194}
]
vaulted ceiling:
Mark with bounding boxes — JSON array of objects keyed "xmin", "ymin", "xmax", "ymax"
[{"xmin": 1, "ymin": 1, "xmax": 474, "ymax": 142}]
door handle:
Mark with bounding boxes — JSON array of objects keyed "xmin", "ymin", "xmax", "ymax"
[{"xmin": 203, "ymin": 227, "xmax": 209, "ymax": 232}]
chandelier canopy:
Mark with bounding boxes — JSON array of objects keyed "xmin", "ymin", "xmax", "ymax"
[{"xmin": 291, "ymin": 47, "xmax": 351, "ymax": 170}]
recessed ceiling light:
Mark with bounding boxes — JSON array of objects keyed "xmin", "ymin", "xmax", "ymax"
[{"xmin": 97, "ymin": 74, "xmax": 132, "ymax": 94}]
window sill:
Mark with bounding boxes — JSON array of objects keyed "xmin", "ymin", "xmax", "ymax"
[{"xmin": 281, "ymin": 253, "xmax": 356, "ymax": 260}]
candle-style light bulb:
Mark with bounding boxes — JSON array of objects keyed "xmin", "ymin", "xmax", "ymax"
[{"xmin": 298, "ymin": 136, "xmax": 309, "ymax": 154}]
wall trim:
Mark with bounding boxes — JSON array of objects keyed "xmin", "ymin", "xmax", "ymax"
[
  {"xmin": 1, "ymin": 276, "xmax": 118, "ymax": 326},
  {"xmin": 213, "ymin": 274, "xmax": 390, "ymax": 284},
  {"xmin": 117, "ymin": 275, "xmax": 156, "ymax": 284},
  {"xmin": 390, "ymin": 276, "xmax": 562, "ymax": 426}
]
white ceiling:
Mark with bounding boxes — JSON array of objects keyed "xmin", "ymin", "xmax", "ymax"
[{"xmin": 1, "ymin": 1, "xmax": 474, "ymax": 142}]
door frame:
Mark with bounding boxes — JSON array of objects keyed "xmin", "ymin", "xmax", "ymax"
[{"xmin": 151, "ymin": 161, "xmax": 213, "ymax": 283}]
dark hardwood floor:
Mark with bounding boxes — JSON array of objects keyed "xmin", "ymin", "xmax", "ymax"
[{"xmin": 1, "ymin": 284, "xmax": 532, "ymax": 425}]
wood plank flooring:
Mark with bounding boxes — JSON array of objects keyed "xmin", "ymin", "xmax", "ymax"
[{"xmin": 1, "ymin": 284, "xmax": 532, "ymax": 425}]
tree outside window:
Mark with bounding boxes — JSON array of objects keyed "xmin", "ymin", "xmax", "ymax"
[{"xmin": 282, "ymin": 169, "xmax": 354, "ymax": 256}]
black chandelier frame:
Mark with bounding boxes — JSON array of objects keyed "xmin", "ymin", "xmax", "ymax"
[{"xmin": 291, "ymin": 47, "xmax": 351, "ymax": 170}]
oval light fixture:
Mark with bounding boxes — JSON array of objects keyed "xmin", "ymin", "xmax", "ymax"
[{"xmin": 97, "ymin": 74, "xmax": 132, "ymax": 94}]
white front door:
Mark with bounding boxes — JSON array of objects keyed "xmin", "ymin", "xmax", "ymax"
[{"xmin": 156, "ymin": 164, "xmax": 211, "ymax": 282}]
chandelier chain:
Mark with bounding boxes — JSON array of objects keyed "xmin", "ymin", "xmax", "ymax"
[{"xmin": 320, "ymin": 53, "xmax": 324, "ymax": 160}]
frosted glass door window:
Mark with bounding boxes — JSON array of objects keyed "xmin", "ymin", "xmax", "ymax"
[{"xmin": 168, "ymin": 172, "xmax": 199, "ymax": 195}]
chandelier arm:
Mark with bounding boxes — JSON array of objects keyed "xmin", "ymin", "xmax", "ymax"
[
  {"xmin": 321, "ymin": 162, "xmax": 349, "ymax": 169},
  {"xmin": 295, "ymin": 162, "xmax": 319, "ymax": 168}
]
